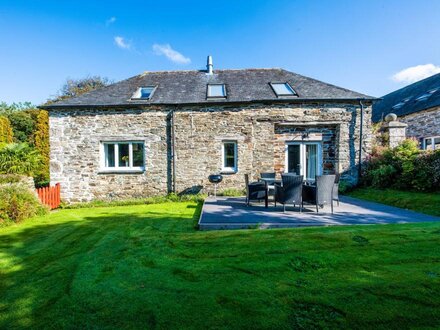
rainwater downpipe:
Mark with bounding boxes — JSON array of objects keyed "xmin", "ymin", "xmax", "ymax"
[
  {"xmin": 358, "ymin": 100, "xmax": 364, "ymax": 180},
  {"xmin": 171, "ymin": 109, "xmax": 176, "ymax": 193}
]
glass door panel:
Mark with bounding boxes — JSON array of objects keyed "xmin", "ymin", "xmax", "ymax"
[
  {"xmin": 305, "ymin": 144, "xmax": 318, "ymax": 180},
  {"xmin": 287, "ymin": 145, "xmax": 301, "ymax": 174},
  {"xmin": 286, "ymin": 142, "xmax": 322, "ymax": 180}
]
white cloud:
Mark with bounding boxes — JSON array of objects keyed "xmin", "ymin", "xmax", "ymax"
[
  {"xmin": 106, "ymin": 16, "xmax": 116, "ymax": 26},
  {"xmin": 152, "ymin": 44, "xmax": 191, "ymax": 64},
  {"xmin": 114, "ymin": 36, "xmax": 131, "ymax": 50},
  {"xmin": 391, "ymin": 64, "xmax": 440, "ymax": 84}
]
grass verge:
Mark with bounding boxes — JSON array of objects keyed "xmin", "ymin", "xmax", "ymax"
[{"xmin": 347, "ymin": 188, "xmax": 440, "ymax": 217}]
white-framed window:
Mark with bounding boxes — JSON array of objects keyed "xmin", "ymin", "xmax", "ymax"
[
  {"xmin": 270, "ymin": 82, "xmax": 297, "ymax": 97},
  {"xmin": 100, "ymin": 141, "xmax": 145, "ymax": 172},
  {"xmin": 131, "ymin": 86, "xmax": 157, "ymax": 100},
  {"xmin": 207, "ymin": 84, "xmax": 227, "ymax": 98},
  {"xmin": 285, "ymin": 142, "xmax": 323, "ymax": 181},
  {"xmin": 221, "ymin": 141, "xmax": 237, "ymax": 172},
  {"xmin": 423, "ymin": 136, "xmax": 440, "ymax": 150}
]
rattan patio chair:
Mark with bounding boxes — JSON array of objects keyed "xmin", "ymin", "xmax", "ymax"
[
  {"xmin": 274, "ymin": 174, "xmax": 304, "ymax": 212},
  {"xmin": 302, "ymin": 174, "xmax": 336, "ymax": 213},
  {"xmin": 333, "ymin": 173, "xmax": 340, "ymax": 206},
  {"xmin": 245, "ymin": 174, "xmax": 267, "ymax": 207}
]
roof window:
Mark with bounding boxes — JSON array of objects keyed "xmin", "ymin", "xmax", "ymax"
[
  {"xmin": 131, "ymin": 86, "xmax": 156, "ymax": 100},
  {"xmin": 392, "ymin": 102, "xmax": 405, "ymax": 110},
  {"xmin": 270, "ymin": 82, "xmax": 297, "ymax": 97},
  {"xmin": 415, "ymin": 88, "xmax": 439, "ymax": 102},
  {"xmin": 207, "ymin": 84, "xmax": 226, "ymax": 98}
]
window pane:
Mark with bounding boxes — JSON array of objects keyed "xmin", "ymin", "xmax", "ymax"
[
  {"xmin": 425, "ymin": 138, "xmax": 432, "ymax": 149},
  {"xmin": 208, "ymin": 85, "xmax": 226, "ymax": 97},
  {"xmin": 224, "ymin": 143, "xmax": 236, "ymax": 168},
  {"xmin": 434, "ymin": 138, "xmax": 440, "ymax": 150},
  {"xmin": 105, "ymin": 144, "xmax": 115, "ymax": 167},
  {"xmin": 132, "ymin": 143, "xmax": 144, "ymax": 167},
  {"xmin": 118, "ymin": 144, "xmax": 129, "ymax": 167},
  {"xmin": 306, "ymin": 144, "xmax": 318, "ymax": 180},
  {"xmin": 287, "ymin": 145, "xmax": 300, "ymax": 174},
  {"xmin": 140, "ymin": 87, "xmax": 154, "ymax": 99},
  {"xmin": 271, "ymin": 83, "xmax": 295, "ymax": 96}
]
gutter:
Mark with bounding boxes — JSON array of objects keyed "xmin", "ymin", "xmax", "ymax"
[{"xmin": 39, "ymin": 97, "xmax": 377, "ymax": 111}]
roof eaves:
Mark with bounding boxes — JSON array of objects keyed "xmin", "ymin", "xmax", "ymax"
[{"xmin": 39, "ymin": 97, "xmax": 377, "ymax": 111}]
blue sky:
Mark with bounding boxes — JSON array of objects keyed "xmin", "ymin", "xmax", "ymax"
[{"xmin": 1, "ymin": 0, "xmax": 440, "ymax": 104}]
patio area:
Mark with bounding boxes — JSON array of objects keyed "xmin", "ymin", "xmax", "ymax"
[{"xmin": 199, "ymin": 196, "xmax": 440, "ymax": 230}]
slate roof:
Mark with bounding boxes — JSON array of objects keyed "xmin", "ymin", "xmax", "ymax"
[
  {"xmin": 43, "ymin": 68, "xmax": 374, "ymax": 109},
  {"xmin": 372, "ymin": 73, "xmax": 440, "ymax": 122}
]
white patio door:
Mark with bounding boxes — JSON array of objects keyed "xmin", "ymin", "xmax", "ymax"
[{"xmin": 285, "ymin": 142, "xmax": 322, "ymax": 181}]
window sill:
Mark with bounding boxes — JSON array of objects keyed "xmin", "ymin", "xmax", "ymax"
[
  {"xmin": 98, "ymin": 169, "xmax": 145, "ymax": 174},
  {"xmin": 220, "ymin": 169, "xmax": 237, "ymax": 175}
]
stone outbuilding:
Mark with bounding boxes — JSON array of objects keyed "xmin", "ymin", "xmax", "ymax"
[
  {"xmin": 42, "ymin": 57, "xmax": 375, "ymax": 202},
  {"xmin": 373, "ymin": 73, "xmax": 440, "ymax": 150}
]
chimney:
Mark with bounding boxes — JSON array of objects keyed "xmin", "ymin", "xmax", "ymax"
[{"xmin": 207, "ymin": 55, "xmax": 213, "ymax": 74}]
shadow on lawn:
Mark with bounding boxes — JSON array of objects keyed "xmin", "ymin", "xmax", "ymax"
[{"xmin": 0, "ymin": 203, "xmax": 203, "ymax": 329}]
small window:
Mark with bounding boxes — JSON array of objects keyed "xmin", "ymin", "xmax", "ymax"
[
  {"xmin": 131, "ymin": 86, "xmax": 156, "ymax": 100},
  {"xmin": 270, "ymin": 82, "xmax": 297, "ymax": 96},
  {"xmin": 102, "ymin": 141, "xmax": 145, "ymax": 171},
  {"xmin": 415, "ymin": 88, "xmax": 438, "ymax": 102},
  {"xmin": 392, "ymin": 102, "xmax": 405, "ymax": 109},
  {"xmin": 222, "ymin": 141, "xmax": 237, "ymax": 172},
  {"xmin": 415, "ymin": 93, "xmax": 431, "ymax": 102},
  {"xmin": 423, "ymin": 136, "xmax": 440, "ymax": 150},
  {"xmin": 207, "ymin": 84, "xmax": 226, "ymax": 98},
  {"xmin": 392, "ymin": 97, "xmax": 413, "ymax": 109}
]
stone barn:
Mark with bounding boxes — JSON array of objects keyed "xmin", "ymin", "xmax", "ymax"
[{"xmin": 42, "ymin": 57, "xmax": 374, "ymax": 202}]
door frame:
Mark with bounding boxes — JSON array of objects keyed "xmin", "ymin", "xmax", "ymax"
[{"xmin": 284, "ymin": 141, "xmax": 323, "ymax": 180}]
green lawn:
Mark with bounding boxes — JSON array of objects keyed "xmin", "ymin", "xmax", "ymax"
[
  {"xmin": 1, "ymin": 202, "xmax": 440, "ymax": 329},
  {"xmin": 348, "ymin": 188, "xmax": 440, "ymax": 217}
]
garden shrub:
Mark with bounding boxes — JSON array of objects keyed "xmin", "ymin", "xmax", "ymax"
[
  {"xmin": 0, "ymin": 174, "xmax": 24, "ymax": 184},
  {"xmin": 338, "ymin": 180, "xmax": 355, "ymax": 194},
  {"xmin": 0, "ymin": 183, "xmax": 48, "ymax": 226},
  {"xmin": 0, "ymin": 143, "xmax": 42, "ymax": 176},
  {"xmin": 34, "ymin": 110, "xmax": 50, "ymax": 185},
  {"xmin": 0, "ymin": 116, "xmax": 14, "ymax": 144},
  {"xmin": 411, "ymin": 151, "xmax": 440, "ymax": 191},
  {"xmin": 362, "ymin": 139, "xmax": 440, "ymax": 192}
]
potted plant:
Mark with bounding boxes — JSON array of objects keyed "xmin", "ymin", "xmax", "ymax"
[{"xmin": 121, "ymin": 155, "xmax": 129, "ymax": 167}]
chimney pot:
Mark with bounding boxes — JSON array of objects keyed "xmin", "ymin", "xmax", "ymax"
[{"xmin": 207, "ymin": 55, "xmax": 213, "ymax": 74}]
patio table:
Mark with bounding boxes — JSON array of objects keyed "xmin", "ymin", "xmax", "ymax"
[
  {"xmin": 259, "ymin": 178, "xmax": 281, "ymax": 185},
  {"xmin": 302, "ymin": 184, "xmax": 316, "ymax": 203},
  {"xmin": 259, "ymin": 178, "xmax": 281, "ymax": 203}
]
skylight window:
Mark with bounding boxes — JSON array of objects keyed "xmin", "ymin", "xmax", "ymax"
[
  {"xmin": 392, "ymin": 102, "xmax": 405, "ymax": 110},
  {"xmin": 131, "ymin": 86, "xmax": 156, "ymax": 100},
  {"xmin": 415, "ymin": 88, "xmax": 439, "ymax": 102},
  {"xmin": 270, "ymin": 82, "xmax": 297, "ymax": 97},
  {"xmin": 415, "ymin": 93, "xmax": 432, "ymax": 102},
  {"xmin": 207, "ymin": 84, "xmax": 226, "ymax": 98}
]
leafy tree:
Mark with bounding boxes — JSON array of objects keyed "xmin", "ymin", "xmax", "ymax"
[
  {"xmin": 0, "ymin": 143, "xmax": 42, "ymax": 176},
  {"xmin": 7, "ymin": 110, "xmax": 39, "ymax": 144},
  {"xmin": 47, "ymin": 76, "xmax": 111, "ymax": 104},
  {"xmin": 0, "ymin": 116, "xmax": 14, "ymax": 144},
  {"xmin": 34, "ymin": 110, "xmax": 50, "ymax": 185},
  {"xmin": 0, "ymin": 102, "xmax": 35, "ymax": 114}
]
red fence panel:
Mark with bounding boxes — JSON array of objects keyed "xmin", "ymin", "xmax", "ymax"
[{"xmin": 36, "ymin": 183, "xmax": 61, "ymax": 210}]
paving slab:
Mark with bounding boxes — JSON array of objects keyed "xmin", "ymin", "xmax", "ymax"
[{"xmin": 199, "ymin": 196, "xmax": 440, "ymax": 230}]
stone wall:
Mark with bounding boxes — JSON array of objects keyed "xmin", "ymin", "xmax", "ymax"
[
  {"xmin": 49, "ymin": 108, "xmax": 168, "ymax": 202},
  {"xmin": 173, "ymin": 102, "xmax": 372, "ymax": 194},
  {"xmin": 49, "ymin": 102, "xmax": 372, "ymax": 202},
  {"xmin": 400, "ymin": 106, "xmax": 440, "ymax": 140}
]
